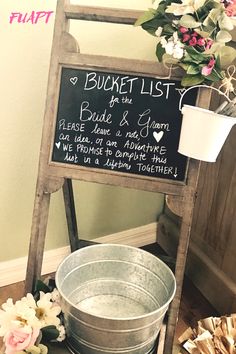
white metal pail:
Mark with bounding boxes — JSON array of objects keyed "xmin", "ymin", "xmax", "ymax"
[{"xmin": 178, "ymin": 105, "xmax": 236, "ymax": 162}]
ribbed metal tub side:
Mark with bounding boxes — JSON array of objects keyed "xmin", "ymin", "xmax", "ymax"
[{"xmin": 56, "ymin": 244, "xmax": 176, "ymax": 354}]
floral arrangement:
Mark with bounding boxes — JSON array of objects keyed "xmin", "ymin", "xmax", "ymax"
[
  {"xmin": 135, "ymin": 0, "xmax": 236, "ymax": 86},
  {"xmin": 0, "ymin": 280, "xmax": 65, "ymax": 354}
]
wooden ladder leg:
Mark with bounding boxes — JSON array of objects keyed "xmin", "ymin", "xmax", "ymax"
[
  {"xmin": 25, "ymin": 184, "xmax": 51, "ymax": 293},
  {"xmin": 63, "ymin": 178, "xmax": 79, "ymax": 252},
  {"xmin": 157, "ymin": 324, "xmax": 167, "ymax": 354},
  {"xmin": 25, "ymin": 175, "xmax": 64, "ymax": 293},
  {"xmin": 163, "ymin": 193, "xmax": 196, "ymax": 354}
]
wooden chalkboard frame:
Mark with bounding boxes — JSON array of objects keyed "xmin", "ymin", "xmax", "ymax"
[
  {"xmin": 42, "ymin": 52, "xmax": 204, "ymax": 196},
  {"xmin": 49, "ymin": 64, "xmax": 199, "ymax": 185},
  {"xmin": 25, "ymin": 2, "xmax": 213, "ymax": 353},
  {"xmin": 48, "ymin": 62, "xmax": 193, "ymax": 188}
]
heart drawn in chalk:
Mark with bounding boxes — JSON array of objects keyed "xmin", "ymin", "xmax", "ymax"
[
  {"xmin": 153, "ymin": 131, "xmax": 164, "ymax": 143},
  {"xmin": 55, "ymin": 142, "xmax": 61, "ymax": 149},
  {"xmin": 176, "ymin": 88, "xmax": 186, "ymax": 95},
  {"xmin": 70, "ymin": 77, "xmax": 78, "ymax": 85}
]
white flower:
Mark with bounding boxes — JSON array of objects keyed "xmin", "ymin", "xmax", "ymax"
[
  {"xmin": 165, "ymin": 41, "xmax": 175, "ymax": 55},
  {"xmin": 173, "ymin": 45, "xmax": 184, "ymax": 59},
  {"xmin": 173, "ymin": 31, "xmax": 179, "ymax": 42},
  {"xmin": 20, "ymin": 293, "xmax": 37, "ymax": 309},
  {"xmin": 56, "ymin": 324, "xmax": 66, "ymax": 342},
  {"xmin": 155, "ymin": 26, "xmax": 163, "ymax": 37},
  {"xmin": 166, "ymin": 0, "xmax": 206, "ymax": 15},
  {"xmin": 172, "ymin": 32, "xmax": 184, "ymax": 58},
  {"xmin": 51, "ymin": 289, "xmax": 61, "ymax": 305},
  {"xmin": 0, "ymin": 298, "xmax": 39, "ymax": 337},
  {"xmin": 0, "ymin": 299, "xmax": 16, "ymax": 336},
  {"xmin": 161, "ymin": 32, "xmax": 184, "ymax": 59},
  {"xmin": 36, "ymin": 292, "xmax": 61, "ymax": 328},
  {"xmin": 160, "ymin": 37, "xmax": 168, "ymax": 47}
]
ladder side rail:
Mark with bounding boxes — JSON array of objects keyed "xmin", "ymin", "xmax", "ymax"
[{"xmin": 64, "ymin": 4, "xmax": 143, "ymax": 24}]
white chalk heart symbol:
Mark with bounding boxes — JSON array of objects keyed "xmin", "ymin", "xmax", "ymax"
[
  {"xmin": 176, "ymin": 88, "xmax": 186, "ymax": 95},
  {"xmin": 55, "ymin": 142, "xmax": 61, "ymax": 149},
  {"xmin": 70, "ymin": 77, "xmax": 78, "ymax": 85},
  {"xmin": 153, "ymin": 131, "xmax": 164, "ymax": 143}
]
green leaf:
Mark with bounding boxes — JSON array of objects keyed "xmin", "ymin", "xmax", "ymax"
[
  {"xmin": 194, "ymin": 0, "xmax": 207, "ymax": 10},
  {"xmin": 185, "ymin": 47, "xmax": 206, "ymax": 63},
  {"xmin": 156, "ymin": 42, "xmax": 165, "ymax": 62},
  {"xmin": 202, "ymin": 20, "xmax": 217, "ymax": 35},
  {"xmin": 218, "ymin": 13, "xmax": 234, "ymax": 31},
  {"xmin": 179, "ymin": 15, "xmax": 201, "ymax": 28},
  {"xmin": 26, "ymin": 345, "xmax": 48, "ymax": 354},
  {"xmin": 25, "ymin": 346, "xmax": 41, "ymax": 354},
  {"xmin": 163, "ymin": 23, "xmax": 175, "ymax": 36},
  {"xmin": 38, "ymin": 344, "xmax": 48, "ymax": 354},
  {"xmin": 187, "ymin": 65, "xmax": 201, "ymax": 75},
  {"xmin": 205, "ymin": 69, "xmax": 223, "ymax": 82},
  {"xmin": 219, "ymin": 45, "xmax": 236, "ymax": 68},
  {"xmin": 205, "ymin": 42, "xmax": 223, "ymax": 55},
  {"xmin": 194, "ymin": 29, "xmax": 211, "ymax": 38},
  {"xmin": 181, "ymin": 53, "xmax": 193, "ymax": 63},
  {"xmin": 134, "ymin": 9, "xmax": 156, "ymax": 27},
  {"xmin": 156, "ymin": 3, "xmax": 168, "ymax": 15},
  {"xmin": 178, "ymin": 63, "xmax": 190, "ymax": 71},
  {"xmin": 181, "ymin": 74, "xmax": 205, "ymax": 87},
  {"xmin": 162, "ymin": 53, "xmax": 179, "ymax": 65},
  {"xmin": 141, "ymin": 18, "xmax": 166, "ymax": 36},
  {"xmin": 207, "ymin": 8, "xmax": 221, "ymax": 24},
  {"xmin": 41, "ymin": 326, "xmax": 59, "ymax": 341},
  {"xmin": 215, "ymin": 54, "xmax": 221, "ymax": 69},
  {"xmin": 216, "ymin": 30, "xmax": 232, "ymax": 43},
  {"xmin": 35, "ymin": 280, "xmax": 51, "ymax": 294}
]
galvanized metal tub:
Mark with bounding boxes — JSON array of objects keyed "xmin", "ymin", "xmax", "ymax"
[{"xmin": 55, "ymin": 244, "xmax": 176, "ymax": 354}]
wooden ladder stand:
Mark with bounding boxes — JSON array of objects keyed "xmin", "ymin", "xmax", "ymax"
[{"xmin": 25, "ymin": 1, "xmax": 212, "ymax": 353}]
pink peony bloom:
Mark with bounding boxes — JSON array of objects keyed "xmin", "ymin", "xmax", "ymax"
[
  {"xmin": 191, "ymin": 31, "xmax": 198, "ymax": 37},
  {"xmin": 223, "ymin": 0, "xmax": 236, "ymax": 16},
  {"xmin": 205, "ymin": 39, "xmax": 213, "ymax": 49},
  {"xmin": 189, "ymin": 36, "xmax": 197, "ymax": 46},
  {"xmin": 197, "ymin": 38, "xmax": 205, "ymax": 46},
  {"xmin": 201, "ymin": 65, "xmax": 214, "ymax": 76},
  {"xmin": 182, "ymin": 33, "xmax": 191, "ymax": 42},
  {"xmin": 225, "ymin": 4, "xmax": 236, "ymax": 16},
  {"xmin": 4, "ymin": 326, "xmax": 39, "ymax": 354},
  {"xmin": 179, "ymin": 26, "xmax": 188, "ymax": 33},
  {"xmin": 201, "ymin": 58, "xmax": 215, "ymax": 76},
  {"xmin": 208, "ymin": 58, "xmax": 215, "ymax": 68}
]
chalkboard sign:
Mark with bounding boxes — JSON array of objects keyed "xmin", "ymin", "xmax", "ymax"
[{"xmin": 51, "ymin": 67, "xmax": 197, "ymax": 182}]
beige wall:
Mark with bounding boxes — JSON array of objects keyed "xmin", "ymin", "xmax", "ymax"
[{"xmin": 0, "ymin": 0, "xmax": 164, "ymax": 262}]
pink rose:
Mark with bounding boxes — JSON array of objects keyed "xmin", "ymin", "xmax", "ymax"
[
  {"xmin": 197, "ymin": 38, "xmax": 205, "ymax": 46},
  {"xmin": 201, "ymin": 65, "xmax": 213, "ymax": 76},
  {"xmin": 191, "ymin": 31, "xmax": 198, "ymax": 37},
  {"xmin": 225, "ymin": 3, "xmax": 236, "ymax": 16},
  {"xmin": 208, "ymin": 58, "xmax": 215, "ymax": 68},
  {"xmin": 201, "ymin": 58, "xmax": 215, "ymax": 76},
  {"xmin": 179, "ymin": 26, "xmax": 188, "ymax": 33},
  {"xmin": 205, "ymin": 39, "xmax": 213, "ymax": 50},
  {"xmin": 182, "ymin": 33, "xmax": 191, "ymax": 42},
  {"xmin": 4, "ymin": 326, "xmax": 40, "ymax": 354},
  {"xmin": 221, "ymin": 0, "xmax": 236, "ymax": 14},
  {"xmin": 189, "ymin": 37, "xmax": 197, "ymax": 46}
]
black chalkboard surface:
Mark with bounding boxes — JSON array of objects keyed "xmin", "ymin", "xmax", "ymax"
[{"xmin": 52, "ymin": 67, "xmax": 197, "ymax": 182}]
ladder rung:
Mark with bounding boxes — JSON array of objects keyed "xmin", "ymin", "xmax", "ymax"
[{"xmin": 64, "ymin": 5, "xmax": 143, "ymax": 24}]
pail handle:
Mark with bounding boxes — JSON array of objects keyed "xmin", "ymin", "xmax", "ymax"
[{"xmin": 178, "ymin": 84, "xmax": 231, "ymax": 112}]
